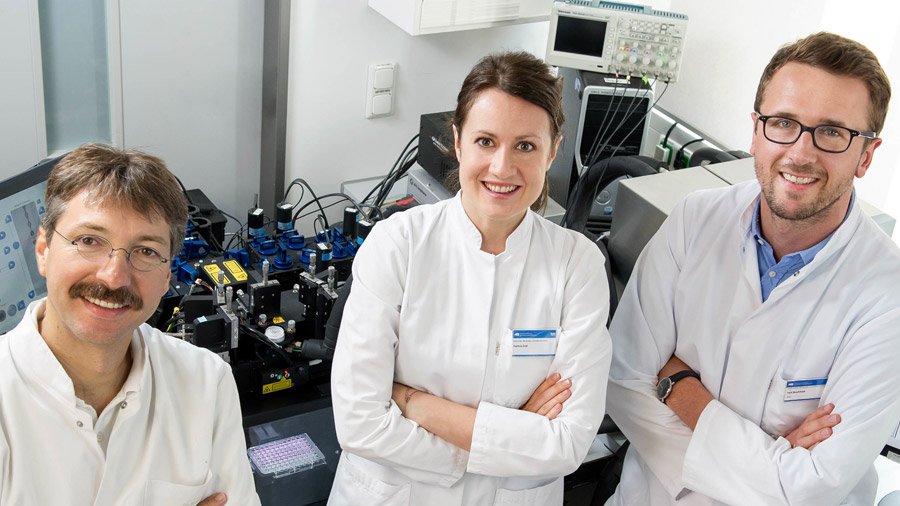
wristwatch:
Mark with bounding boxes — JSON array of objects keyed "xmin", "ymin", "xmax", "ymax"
[{"xmin": 656, "ymin": 370, "xmax": 701, "ymax": 404}]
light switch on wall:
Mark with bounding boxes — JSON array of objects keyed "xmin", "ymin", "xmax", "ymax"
[
  {"xmin": 372, "ymin": 92, "xmax": 392, "ymax": 116},
  {"xmin": 373, "ymin": 67, "xmax": 393, "ymax": 89},
  {"xmin": 366, "ymin": 62, "xmax": 396, "ymax": 119}
]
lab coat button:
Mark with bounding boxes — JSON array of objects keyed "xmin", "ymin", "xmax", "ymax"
[{"xmin": 76, "ymin": 421, "xmax": 83, "ymax": 428}]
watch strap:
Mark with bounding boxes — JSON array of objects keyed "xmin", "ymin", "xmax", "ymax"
[{"xmin": 667, "ymin": 369, "xmax": 700, "ymax": 384}]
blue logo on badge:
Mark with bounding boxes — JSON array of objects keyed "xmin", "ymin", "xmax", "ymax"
[
  {"xmin": 786, "ymin": 378, "xmax": 827, "ymax": 388},
  {"xmin": 512, "ymin": 329, "xmax": 557, "ymax": 339}
]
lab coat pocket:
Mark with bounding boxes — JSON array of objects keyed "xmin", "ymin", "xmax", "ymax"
[
  {"xmin": 143, "ymin": 469, "xmax": 212, "ymax": 506},
  {"xmin": 493, "ymin": 476, "xmax": 563, "ymax": 505},
  {"xmin": 493, "ymin": 328, "xmax": 559, "ymax": 409},
  {"xmin": 328, "ymin": 453, "xmax": 411, "ymax": 506},
  {"xmin": 760, "ymin": 375, "xmax": 822, "ymax": 438}
]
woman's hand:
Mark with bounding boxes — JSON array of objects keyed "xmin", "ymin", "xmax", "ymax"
[
  {"xmin": 520, "ymin": 372, "xmax": 571, "ymax": 420},
  {"xmin": 391, "ymin": 382, "xmax": 475, "ymax": 450},
  {"xmin": 392, "ymin": 382, "xmax": 421, "ymax": 416}
]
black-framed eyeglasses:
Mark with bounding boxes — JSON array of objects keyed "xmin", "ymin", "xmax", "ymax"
[
  {"xmin": 755, "ymin": 112, "xmax": 877, "ymax": 154},
  {"xmin": 53, "ymin": 229, "xmax": 170, "ymax": 272}
]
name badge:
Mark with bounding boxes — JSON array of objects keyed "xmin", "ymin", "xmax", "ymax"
[
  {"xmin": 783, "ymin": 378, "xmax": 827, "ymax": 402},
  {"xmin": 511, "ymin": 329, "xmax": 557, "ymax": 357}
]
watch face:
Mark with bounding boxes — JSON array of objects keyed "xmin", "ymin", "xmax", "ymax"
[{"xmin": 656, "ymin": 377, "xmax": 673, "ymax": 401}]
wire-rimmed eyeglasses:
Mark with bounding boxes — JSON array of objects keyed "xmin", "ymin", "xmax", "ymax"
[
  {"xmin": 755, "ymin": 112, "xmax": 877, "ymax": 154},
  {"xmin": 53, "ymin": 229, "xmax": 169, "ymax": 272}
]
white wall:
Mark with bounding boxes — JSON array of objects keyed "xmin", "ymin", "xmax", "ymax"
[
  {"xmin": 11, "ymin": 0, "xmax": 900, "ymax": 239},
  {"xmin": 0, "ymin": 0, "xmax": 46, "ymax": 181},
  {"xmin": 285, "ymin": 1, "xmax": 550, "ymax": 224},
  {"xmin": 118, "ymin": 0, "xmax": 264, "ymax": 221},
  {"xmin": 662, "ymin": 0, "xmax": 900, "ymax": 239},
  {"xmin": 286, "ymin": 1, "xmax": 900, "ymax": 240},
  {"xmin": 0, "ymin": 0, "xmax": 263, "ymax": 222}
]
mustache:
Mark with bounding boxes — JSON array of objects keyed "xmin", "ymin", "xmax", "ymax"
[{"xmin": 70, "ymin": 281, "xmax": 143, "ymax": 310}]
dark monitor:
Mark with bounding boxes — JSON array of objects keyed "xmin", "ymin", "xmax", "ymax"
[
  {"xmin": 417, "ymin": 111, "xmax": 456, "ymax": 187},
  {"xmin": 0, "ymin": 154, "xmax": 65, "ymax": 334},
  {"xmin": 553, "ymin": 15, "xmax": 608, "ymax": 59}
]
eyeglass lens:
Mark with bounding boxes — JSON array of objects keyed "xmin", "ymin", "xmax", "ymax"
[
  {"xmin": 71, "ymin": 235, "xmax": 164, "ymax": 272},
  {"xmin": 762, "ymin": 116, "xmax": 853, "ymax": 153}
]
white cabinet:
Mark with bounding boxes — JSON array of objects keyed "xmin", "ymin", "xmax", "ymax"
[
  {"xmin": 0, "ymin": 0, "xmax": 46, "ymax": 179},
  {"xmin": 368, "ymin": 0, "xmax": 550, "ymax": 36}
]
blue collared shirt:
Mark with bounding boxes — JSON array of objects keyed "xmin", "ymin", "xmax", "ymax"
[{"xmin": 752, "ymin": 192, "xmax": 854, "ymax": 301}]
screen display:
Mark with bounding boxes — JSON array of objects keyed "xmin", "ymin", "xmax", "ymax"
[
  {"xmin": 579, "ymin": 93, "xmax": 652, "ymax": 162},
  {"xmin": 0, "ymin": 158, "xmax": 57, "ymax": 334},
  {"xmin": 554, "ymin": 15, "xmax": 608, "ymax": 58}
]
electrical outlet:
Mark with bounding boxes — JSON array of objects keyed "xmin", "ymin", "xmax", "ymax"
[
  {"xmin": 655, "ymin": 134, "xmax": 673, "ymax": 166},
  {"xmin": 366, "ymin": 62, "xmax": 396, "ymax": 119},
  {"xmin": 654, "ymin": 143, "xmax": 671, "ymax": 165}
]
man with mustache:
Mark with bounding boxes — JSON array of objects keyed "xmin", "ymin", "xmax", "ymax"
[
  {"xmin": 0, "ymin": 144, "xmax": 260, "ymax": 505},
  {"xmin": 606, "ymin": 32, "xmax": 900, "ymax": 505}
]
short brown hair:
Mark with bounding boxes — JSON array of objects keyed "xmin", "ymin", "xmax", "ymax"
[
  {"xmin": 450, "ymin": 51, "xmax": 564, "ymax": 212},
  {"xmin": 42, "ymin": 143, "xmax": 189, "ymax": 257},
  {"xmin": 755, "ymin": 32, "xmax": 891, "ymax": 134}
]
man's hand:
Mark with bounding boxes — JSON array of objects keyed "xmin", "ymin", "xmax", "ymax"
[
  {"xmin": 520, "ymin": 372, "xmax": 571, "ymax": 420},
  {"xmin": 658, "ymin": 354, "xmax": 692, "ymax": 383},
  {"xmin": 785, "ymin": 403, "xmax": 841, "ymax": 450},
  {"xmin": 658, "ymin": 354, "xmax": 712, "ymax": 431},
  {"xmin": 197, "ymin": 492, "xmax": 226, "ymax": 505}
]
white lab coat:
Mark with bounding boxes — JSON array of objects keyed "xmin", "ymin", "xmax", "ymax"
[
  {"xmin": 606, "ymin": 180, "xmax": 900, "ymax": 506},
  {"xmin": 0, "ymin": 300, "xmax": 260, "ymax": 505},
  {"xmin": 329, "ymin": 194, "xmax": 611, "ymax": 505}
]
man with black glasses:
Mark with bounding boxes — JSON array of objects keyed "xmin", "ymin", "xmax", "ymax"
[
  {"xmin": 0, "ymin": 144, "xmax": 259, "ymax": 505},
  {"xmin": 606, "ymin": 32, "xmax": 900, "ymax": 505}
]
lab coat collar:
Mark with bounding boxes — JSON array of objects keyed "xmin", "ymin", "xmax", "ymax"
[
  {"xmin": 749, "ymin": 191, "xmax": 855, "ymax": 264},
  {"xmin": 736, "ymin": 182, "xmax": 864, "ymax": 299},
  {"xmin": 450, "ymin": 191, "xmax": 534, "ymax": 257},
  {"xmin": 738, "ymin": 183, "xmax": 862, "ymax": 266},
  {"xmin": 9, "ymin": 299, "xmax": 148, "ymax": 411}
]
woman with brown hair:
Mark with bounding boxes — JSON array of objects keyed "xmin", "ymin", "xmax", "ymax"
[{"xmin": 329, "ymin": 51, "xmax": 612, "ymax": 506}]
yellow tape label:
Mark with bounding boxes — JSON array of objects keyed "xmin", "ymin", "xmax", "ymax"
[
  {"xmin": 202, "ymin": 264, "xmax": 229, "ymax": 284},
  {"xmin": 262, "ymin": 378, "xmax": 292, "ymax": 394},
  {"xmin": 223, "ymin": 260, "xmax": 248, "ymax": 281}
]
